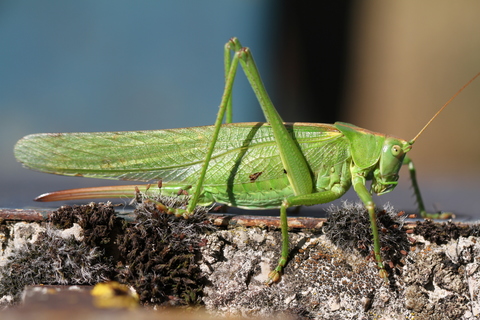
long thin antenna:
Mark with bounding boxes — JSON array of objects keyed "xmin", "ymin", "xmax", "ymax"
[{"xmin": 410, "ymin": 71, "xmax": 480, "ymax": 143}]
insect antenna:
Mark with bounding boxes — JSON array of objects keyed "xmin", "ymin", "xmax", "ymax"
[{"xmin": 409, "ymin": 71, "xmax": 480, "ymax": 144}]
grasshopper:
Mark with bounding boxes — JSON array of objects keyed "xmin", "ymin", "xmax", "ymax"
[{"xmin": 14, "ymin": 38, "xmax": 479, "ymax": 284}]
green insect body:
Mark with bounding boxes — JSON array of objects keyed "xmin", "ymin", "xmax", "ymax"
[
  {"xmin": 14, "ymin": 122, "xmax": 409, "ymax": 209},
  {"xmin": 14, "ymin": 38, "xmax": 479, "ymax": 284}
]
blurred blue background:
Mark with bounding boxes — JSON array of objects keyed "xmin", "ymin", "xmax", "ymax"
[{"xmin": 1, "ymin": 1, "xmax": 277, "ymax": 207}]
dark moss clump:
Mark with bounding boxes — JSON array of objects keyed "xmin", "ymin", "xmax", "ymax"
[
  {"xmin": 115, "ymin": 196, "xmax": 215, "ymax": 306},
  {"xmin": 323, "ymin": 202, "xmax": 410, "ymax": 271},
  {"xmin": 50, "ymin": 199, "xmax": 216, "ymax": 306},
  {"xmin": 50, "ymin": 202, "xmax": 126, "ymax": 255},
  {"xmin": 414, "ymin": 219, "xmax": 477, "ymax": 245},
  {"xmin": 49, "ymin": 205, "xmax": 78, "ymax": 229},
  {"xmin": 0, "ymin": 229, "xmax": 112, "ymax": 305},
  {"xmin": 1, "ymin": 199, "xmax": 216, "ymax": 307},
  {"xmin": 0, "ymin": 220, "xmax": 10, "ymax": 252}
]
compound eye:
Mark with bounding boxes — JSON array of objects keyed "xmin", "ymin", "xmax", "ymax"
[{"xmin": 391, "ymin": 145, "xmax": 402, "ymax": 157}]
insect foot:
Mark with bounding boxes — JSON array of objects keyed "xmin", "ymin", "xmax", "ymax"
[
  {"xmin": 135, "ymin": 193, "xmax": 209, "ymax": 220},
  {"xmin": 265, "ymin": 270, "xmax": 281, "ymax": 286},
  {"xmin": 379, "ymin": 269, "xmax": 389, "ymax": 282},
  {"xmin": 149, "ymin": 200, "xmax": 189, "ymax": 218},
  {"xmin": 421, "ymin": 211, "xmax": 455, "ymax": 220}
]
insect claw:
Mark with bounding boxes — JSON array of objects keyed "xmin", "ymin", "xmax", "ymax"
[
  {"xmin": 265, "ymin": 270, "xmax": 281, "ymax": 285},
  {"xmin": 437, "ymin": 211, "xmax": 455, "ymax": 219},
  {"xmin": 154, "ymin": 202, "xmax": 167, "ymax": 213},
  {"xmin": 379, "ymin": 269, "xmax": 389, "ymax": 282},
  {"xmin": 421, "ymin": 211, "xmax": 455, "ymax": 219}
]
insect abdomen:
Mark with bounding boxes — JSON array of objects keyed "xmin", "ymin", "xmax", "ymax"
[{"xmin": 204, "ymin": 176, "xmax": 292, "ymax": 209}]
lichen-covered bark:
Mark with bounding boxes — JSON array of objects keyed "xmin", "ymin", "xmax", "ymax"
[
  {"xmin": 0, "ymin": 202, "xmax": 479, "ymax": 319},
  {"xmin": 199, "ymin": 228, "xmax": 480, "ymax": 319}
]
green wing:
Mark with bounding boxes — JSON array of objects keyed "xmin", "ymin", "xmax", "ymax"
[{"xmin": 14, "ymin": 122, "xmax": 347, "ymax": 188}]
